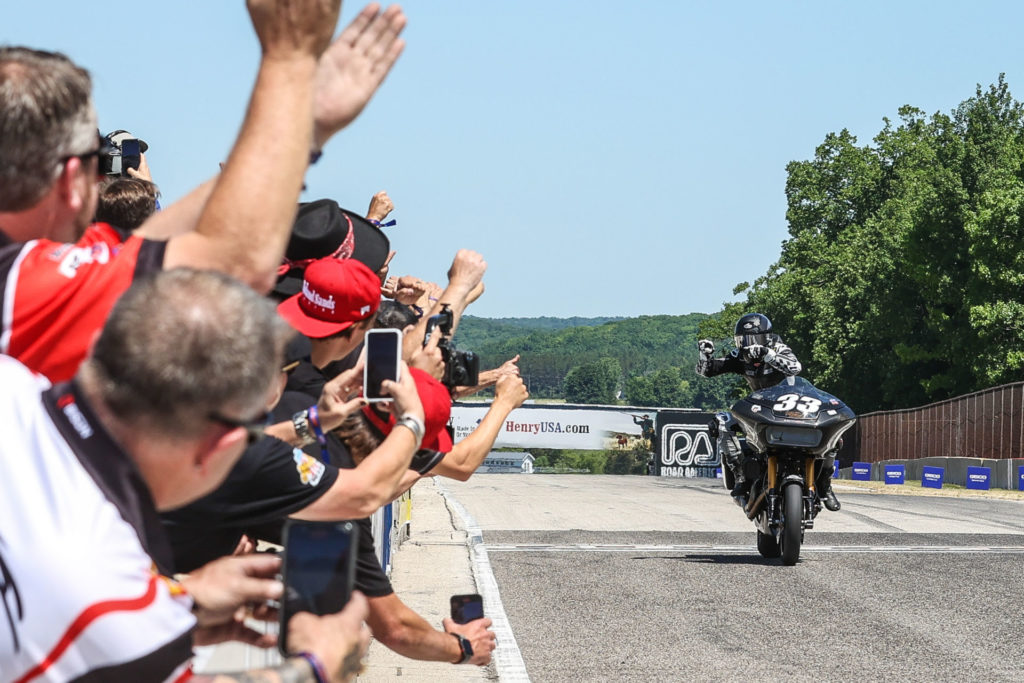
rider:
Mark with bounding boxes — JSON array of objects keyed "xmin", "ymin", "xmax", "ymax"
[{"xmin": 695, "ymin": 313, "xmax": 841, "ymax": 512}]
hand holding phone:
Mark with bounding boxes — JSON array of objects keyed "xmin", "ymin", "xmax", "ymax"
[
  {"xmin": 450, "ymin": 593, "xmax": 484, "ymax": 624},
  {"xmin": 364, "ymin": 328, "xmax": 402, "ymax": 402},
  {"xmin": 120, "ymin": 138, "xmax": 142, "ymax": 175},
  {"xmin": 279, "ymin": 520, "xmax": 359, "ymax": 655}
]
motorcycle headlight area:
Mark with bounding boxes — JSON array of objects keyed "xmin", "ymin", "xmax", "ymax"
[{"xmin": 765, "ymin": 426, "xmax": 822, "ymax": 448}]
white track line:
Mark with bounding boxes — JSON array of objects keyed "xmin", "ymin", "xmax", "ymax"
[
  {"xmin": 437, "ymin": 481, "xmax": 531, "ymax": 682},
  {"xmin": 485, "ymin": 543, "xmax": 1024, "ymax": 554}
]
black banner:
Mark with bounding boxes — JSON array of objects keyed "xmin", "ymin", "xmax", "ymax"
[{"xmin": 654, "ymin": 412, "xmax": 719, "ymax": 478}]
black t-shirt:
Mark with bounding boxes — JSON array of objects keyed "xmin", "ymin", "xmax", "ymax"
[
  {"xmin": 276, "ymin": 381, "xmax": 394, "ymax": 597},
  {"xmin": 161, "ymin": 434, "xmax": 338, "ymax": 573}
]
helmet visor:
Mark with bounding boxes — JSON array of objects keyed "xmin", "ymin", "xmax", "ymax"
[{"xmin": 735, "ymin": 333, "xmax": 771, "ymax": 348}]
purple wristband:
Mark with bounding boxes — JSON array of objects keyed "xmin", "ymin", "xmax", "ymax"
[{"xmin": 294, "ymin": 651, "xmax": 328, "ymax": 683}]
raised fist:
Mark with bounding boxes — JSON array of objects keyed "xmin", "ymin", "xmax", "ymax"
[
  {"xmin": 698, "ymin": 339, "xmax": 714, "ymax": 357},
  {"xmin": 744, "ymin": 344, "xmax": 767, "ymax": 361}
]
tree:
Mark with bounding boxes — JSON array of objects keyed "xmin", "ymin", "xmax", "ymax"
[{"xmin": 564, "ymin": 357, "xmax": 621, "ymax": 404}]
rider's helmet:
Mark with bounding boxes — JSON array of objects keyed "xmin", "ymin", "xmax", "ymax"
[{"xmin": 734, "ymin": 313, "xmax": 777, "ymax": 348}]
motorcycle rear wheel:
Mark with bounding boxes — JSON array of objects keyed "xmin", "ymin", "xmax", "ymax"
[
  {"xmin": 756, "ymin": 530, "xmax": 780, "ymax": 558},
  {"xmin": 780, "ymin": 483, "xmax": 803, "ymax": 566}
]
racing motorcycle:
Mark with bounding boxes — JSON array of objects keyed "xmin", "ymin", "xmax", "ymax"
[{"xmin": 716, "ymin": 376, "xmax": 856, "ymax": 565}]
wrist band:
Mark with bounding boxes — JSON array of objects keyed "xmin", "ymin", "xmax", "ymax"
[
  {"xmin": 293, "ymin": 651, "xmax": 328, "ymax": 683},
  {"xmin": 368, "ymin": 218, "xmax": 397, "ymax": 228},
  {"xmin": 308, "ymin": 404, "xmax": 330, "ymax": 464},
  {"xmin": 395, "ymin": 414, "xmax": 425, "ymax": 450},
  {"xmin": 292, "ymin": 409, "xmax": 316, "ymax": 447},
  {"xmin": 308, "ymin": 405, "xmax": 327, "ymax": 445}
]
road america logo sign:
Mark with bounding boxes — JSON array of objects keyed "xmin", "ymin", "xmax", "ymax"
[{"xmin": 660, "ymin": 423, "xmax": 717, "ymax": 467}]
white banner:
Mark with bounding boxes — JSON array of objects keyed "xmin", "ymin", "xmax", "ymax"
[{"xmin": 449, "ymin": 403, "xmax": 679, "ymax": 450}]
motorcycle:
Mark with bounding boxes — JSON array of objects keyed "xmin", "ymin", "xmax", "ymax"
[{"xmin": 716, "ymin": 376, "xmax": 856, "ymax": 565}]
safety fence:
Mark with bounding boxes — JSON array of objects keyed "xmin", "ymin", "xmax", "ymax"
[{"xmin": 840, "ymin": 380, "xmax": 1024, "ymax": 464}]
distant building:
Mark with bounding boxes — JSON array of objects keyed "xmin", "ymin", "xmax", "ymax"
[{"xmin": 479, "ymin": 451, "xmax": 535, "ymax": 474}]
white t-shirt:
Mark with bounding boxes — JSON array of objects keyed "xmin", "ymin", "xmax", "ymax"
[{"xmin": 0, "ymin": 356, "xmax": 196, "ymax": 682}]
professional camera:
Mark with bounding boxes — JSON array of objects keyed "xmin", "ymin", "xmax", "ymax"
[
  {"xmin": 99, "ymin": 130, "xmax": 149, "ymax": 177},
  {"xmin": 423, "ymin": 304, "xmax": 480, "ymax": 392}
]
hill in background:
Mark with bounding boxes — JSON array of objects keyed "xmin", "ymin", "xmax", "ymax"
[{"xmin": 453, "ymin": 313, "xmax": 740, "ymax": 411}]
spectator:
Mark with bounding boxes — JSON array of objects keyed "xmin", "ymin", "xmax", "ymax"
[
  {"xmin": 95, "ymin": 176, "xmax": 159, "ymax": 235},
  {"xmin": 0, "ymin": 1, "xmax": 407, "ymax": 383},
  {"xmin": 0, "ymin": 268, "xmax": 370, "ymax": 682}
]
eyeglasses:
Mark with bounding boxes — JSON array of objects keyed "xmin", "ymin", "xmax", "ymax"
[
  {"xmin": 208, "ymin": 409, "xmax": 272, "ymax": 447},
  {"xmin": 59, "ymin": 130, "xmax": 105, "ymax": 166}
]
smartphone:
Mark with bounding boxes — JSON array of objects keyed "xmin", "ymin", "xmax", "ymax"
[
  {"xmin": 278, "ymin": 520, "xmax": 359, "ymax": 655},
  {"xmin": 450, "ymin": 593, "xmax": 484, "ymax": 624},
  {"xmin": 120, "ymin": 138, "xmax": 141, "ymax": 175},
  {"xmin": 364, "ymin": 328, "xmax": 402, "ymax": 402}
]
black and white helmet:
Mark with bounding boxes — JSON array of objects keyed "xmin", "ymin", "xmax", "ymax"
[{"xmin": 734, "ymin": 313, "xmax": 777, "ymax": 348}]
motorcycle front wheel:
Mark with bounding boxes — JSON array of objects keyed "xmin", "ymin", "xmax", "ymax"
[{"xmin": 780, "ymin": 483, "xmax": 803, "ymax": 566}]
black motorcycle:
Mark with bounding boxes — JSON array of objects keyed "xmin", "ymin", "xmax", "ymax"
[{"xmin": 717, "ymin": 376, "xmax": 856, "ymax": 565}]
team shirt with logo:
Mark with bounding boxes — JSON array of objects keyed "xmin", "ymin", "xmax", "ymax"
[
  {"xmin": 0, "ymin": 356, "xmax": 195, "ymax": 682},
  {"xmin": 0, "ymin": 225, "xmax": 164, "ymax": 383}
]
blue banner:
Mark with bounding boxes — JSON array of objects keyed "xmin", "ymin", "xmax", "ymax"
[
  {"xmin": 852, "ymin": 462, "xmax": 871, "ymax": 481},
  {"xmin": 966, "ymin": 466, "xmax": 991, "ymax": 490},
  {"xmin": 884, "ymin": 464, "xmax": 905, "ymax": 485},
  {"xmin": 921, "ymin": 466, "xmax": 944, "ymax": 489},
  {"xmin": 1019, "ymin": 465, "xmax": 1024, "ymax": 492}
]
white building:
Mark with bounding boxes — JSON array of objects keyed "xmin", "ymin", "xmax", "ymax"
[{"xmin": 479, "ymin": 451, "xmax": 535, "ymax": 474}]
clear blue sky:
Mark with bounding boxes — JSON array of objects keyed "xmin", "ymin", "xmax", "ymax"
[{"xmin": 5, "ymin": 2, "xmax": 1022, "ymax": 317}]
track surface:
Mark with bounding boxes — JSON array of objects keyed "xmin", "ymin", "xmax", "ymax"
[{"xmin": 443, "ymin": 475, "xmax": 1024, "ymax": 682}]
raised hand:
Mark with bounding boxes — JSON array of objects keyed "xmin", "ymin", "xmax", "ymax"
[
  {"xmin": 313, "ymin": 3, "xmax": 408, "ymax": 147},
  {"xmin": 697, "ymin": 339, "xmax": 714, "ymax": 357},
  {"xmin": 246, "ymin": 0, "xmax": 342, "ymax": 61}
]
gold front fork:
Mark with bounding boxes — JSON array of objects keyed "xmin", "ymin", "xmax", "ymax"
[
  {"xmin": 767, "ymin": 455, "xmax": 778, "ymax": 490},
  {"xmin": 805, "ymin": 457, "xmax": 817, "ymax": 493}
]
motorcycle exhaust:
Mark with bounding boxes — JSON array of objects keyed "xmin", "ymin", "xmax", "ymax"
[{"xmin": 745, "ymin": 489, "xmax": 767, "ymax": 520}]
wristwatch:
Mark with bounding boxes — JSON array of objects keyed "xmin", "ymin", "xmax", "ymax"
[
  {"xmin": 291, "ymin": 409, "xmax": 316, "ymax": 447},
  {"xmin": 451, "ymin": 632, "xmax": 473, "ymax": 664}
]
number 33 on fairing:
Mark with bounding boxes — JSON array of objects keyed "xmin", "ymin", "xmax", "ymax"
[{"xmin": 772, "ymin": 394, "xmax": 821, "ymax": 415}]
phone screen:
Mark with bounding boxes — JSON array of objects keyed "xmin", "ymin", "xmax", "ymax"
[
  {"xmin": 364, "ymin": 329, "xmax": 401, "ymax": 401},
  {"xmin": 120, "ymin": 139, "xmax": 141, "ymax": 174},
  {"xmin": 279, "ymin": 520, "xmax": 358, "ymax": 654},
  {"xmin": 450, "ymin": 593, "xmax": 484, "ymax": 624}
]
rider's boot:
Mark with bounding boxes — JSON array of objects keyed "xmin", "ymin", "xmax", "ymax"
[
  {"xmin": 820, "ymin": 482, "xmax": 841, "ymax": 511},
  {"xmin": 730, "ymin": 472, "xmax": 749, "ymax": 507},
  {"xmin": 817, "ymin": 452, "xmax": 840, "ymax": 511}
]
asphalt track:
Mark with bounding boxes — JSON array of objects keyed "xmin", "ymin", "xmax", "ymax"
[{"xmin": 441, "ymin": 475, "xmax": 1024, "ymax": 682}]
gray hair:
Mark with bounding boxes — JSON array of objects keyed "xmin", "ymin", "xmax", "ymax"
[
  {"xmin": 0, "ymin": 47, "xmax": 96, "ymax": 211},
  {"xmin": 82, "ymin": 268, "xmax": 294, "ymax": 441}
]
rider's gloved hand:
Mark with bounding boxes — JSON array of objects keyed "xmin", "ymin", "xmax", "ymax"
[
  {"xmin": 744, "ymin": 344, "xmax": 767, "ymax": 361},
  {"xmin": 698, "ymin": 339, "xmax": 714, "ymax": 357}
]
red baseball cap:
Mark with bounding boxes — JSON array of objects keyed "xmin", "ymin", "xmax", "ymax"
[
  {"xmin": 277, "ymin": 258, "xmax": 381, "ymax": 339},
  {"xmin": 362, "ymin": 367, "xmax": 453, "ymax": 452}
]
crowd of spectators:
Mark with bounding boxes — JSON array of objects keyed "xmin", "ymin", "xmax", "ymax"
[{"xmin": 0, "ymin": 2, "xmax": 527, "ymax": 681}]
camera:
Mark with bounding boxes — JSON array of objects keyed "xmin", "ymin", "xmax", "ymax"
[
  {"xmin": 98, "ymin": 130, "xmax": 149, "ymax": 177},
  {"xmin": 424, "ymin": 304, "xmax": 480, "ymax": 392}
]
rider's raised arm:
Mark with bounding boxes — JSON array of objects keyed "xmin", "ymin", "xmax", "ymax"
[
  {"xmin": 695, "ymin": 348, "xmax": 743, "ymax": 378},
  {"xmin": 764, "ymin": 341, "xmax": 801, "ymax": 376}
]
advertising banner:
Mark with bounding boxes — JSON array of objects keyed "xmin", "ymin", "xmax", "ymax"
[
  {"xmin": 852, "ymin": 462, "xmax": 871, "ymax": 481},
  {"xmin": 921, "ymin": 466, "xmax": 944, "ymax": 489},
  {"xmin": 449, "ymin": 402, "xmax": 699, "ymax": 451},
  {"xmin": 884, "ymin": 464, "xmax": 905, "ymax": 485},
  {"xmin": 1019, "ymin": 465, "xmax": 1024, "ymax": 492},
  {"xmin": 966, "ymin": 466, "xmax": 991, "ymax": 490},
  {"xmin": 654, "ymin": 411, "xmax": 719, "ymax": 478}
]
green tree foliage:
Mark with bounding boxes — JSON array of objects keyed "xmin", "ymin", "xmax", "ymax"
[
  {"xmin": 740, "ymin": 76, "xmax": 1024, "ymax": 411},
  {"xmin": 564, "ymin": 357, "xmax": 621, "ymax": 404}
]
